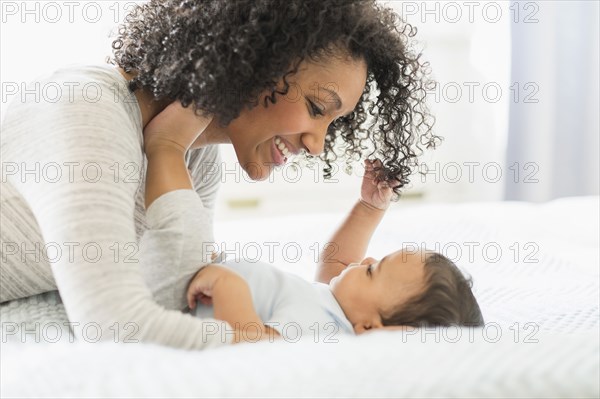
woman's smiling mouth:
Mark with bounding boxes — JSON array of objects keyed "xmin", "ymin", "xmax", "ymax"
[{"xmin": 271, "ymin": 136, "xmax": 297, "ymax": 166}]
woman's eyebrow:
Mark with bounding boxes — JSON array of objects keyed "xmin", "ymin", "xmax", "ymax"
[
  {"xmin": 320, "ymin": 87, "xmax": 342, "ymax": 111},
  {"xmin": 318, "ymin": 86, "xmax": 354, "ymax": 118}
]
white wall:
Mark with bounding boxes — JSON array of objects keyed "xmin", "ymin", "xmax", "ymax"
[
  {"xmin": 381, "ymin": 1, "xmax": 511, "ymax": 202},
  {"xmin": 0, "ymin": 1, "xmax": 140, "ymax": 103}
]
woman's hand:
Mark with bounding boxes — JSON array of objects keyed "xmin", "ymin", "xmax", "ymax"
[
  {"xmin": 186, "ymin": 264, "xmax": 241, "ymax": 310},
  {"xmin": 360, "ymin": 159, "xmax": 400, "ymax": 211},
  {"xmin": 143, "ymin": 101, "xmax": 214, "ymax": 157}
]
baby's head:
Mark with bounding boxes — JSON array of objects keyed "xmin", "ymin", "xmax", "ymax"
[{"xmin": 329, "ymin": 249, "xmax": 484, "ymax": 333}]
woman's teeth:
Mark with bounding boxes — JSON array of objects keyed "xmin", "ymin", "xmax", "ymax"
[{"xmin": 275, "ymin": 136, "xmax": 291, "ymax": 158}]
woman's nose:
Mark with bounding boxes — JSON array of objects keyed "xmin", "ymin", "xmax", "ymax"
[{"xmin": 301, "ymin": 128, "xmax": 328, "ymax": 156}]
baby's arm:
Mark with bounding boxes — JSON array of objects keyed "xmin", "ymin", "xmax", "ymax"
[
  {"xmin": 187, "ymin": 264, "xmax": 281, "ymax": 343},
  {"xmin": 315, "ymin": 199, "xmax": 385, "ymax": 284},
  {"xmin": 315, "ymin": 159, "xmax": 398, "ymax": 284}
]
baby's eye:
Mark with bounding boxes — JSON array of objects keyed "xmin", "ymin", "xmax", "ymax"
[{"xmin": 367, "ymin": 264, "xmax": 373, "ymax": 276}]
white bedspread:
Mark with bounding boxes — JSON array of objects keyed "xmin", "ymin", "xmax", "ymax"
[{"xmin": 2, "ymin": 196, "xmax": 599, "ymax": 397}]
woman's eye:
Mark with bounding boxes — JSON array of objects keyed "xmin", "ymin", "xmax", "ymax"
[{"xmin": 309, "ymin": 100, "xmax": 324, "ymax": 116}]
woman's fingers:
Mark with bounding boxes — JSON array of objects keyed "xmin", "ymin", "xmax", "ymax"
[{"xmin": 143, "ymin": 100, "xmax": 214, "ymax": 155}]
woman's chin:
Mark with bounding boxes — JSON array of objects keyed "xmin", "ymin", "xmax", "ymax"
[{"xmin": 242, "ymin": 162, "xmax": 272, "ymax": 181}]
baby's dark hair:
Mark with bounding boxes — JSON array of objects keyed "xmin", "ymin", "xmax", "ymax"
[
  {"xmin": 108, "ymin": 0, "xmax": 440, "ymax": 194},
  {"xmin": 382, "ymin": 252, "xmax": 484, "ymax": 327}
]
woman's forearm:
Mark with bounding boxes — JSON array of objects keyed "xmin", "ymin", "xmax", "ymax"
[
  {"xmin": 316, "ymin": 200, "xmax": 385, "ymax": 282},
  {"xmin": 145, "ymin": 147, "xmax": 194, "ymax": 209}
]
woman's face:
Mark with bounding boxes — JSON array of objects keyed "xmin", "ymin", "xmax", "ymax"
[{"xmin": 213, "ymin": 56, "xmax": 368, "ymax": 181}]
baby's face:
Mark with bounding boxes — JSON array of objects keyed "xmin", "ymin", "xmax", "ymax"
[{"xmin": 329, "ymin": 249, "xmax": 427, "ymax": 333}]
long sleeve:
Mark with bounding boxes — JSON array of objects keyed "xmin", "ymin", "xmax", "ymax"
[
  {"xmin": 137, "ymin": 189, "xmax": 215, "ymax": 312},
  {"xmin": 0, "ymin": 64, "xmax": 233, "ymax": 350},
  {"xmin": 187, "ymin": 144, "xmax": 223, "ymax": 211}
]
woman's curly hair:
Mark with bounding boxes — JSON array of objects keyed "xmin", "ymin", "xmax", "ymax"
[{"xmin": 109, "ymin": 0, "xmax": 440, "ymax": 194}]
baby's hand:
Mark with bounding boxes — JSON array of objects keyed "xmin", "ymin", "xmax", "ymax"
[
  {"xmin": 186, "ymin": 264, "xmax": 240, "ymax": 309},
  {"xmin": 143, "ymin": 101, "xmax": 213, "ymax": 157},
  {"xmin": 360, "ymin": 159, "xmax": 400, "ymax": 211}
]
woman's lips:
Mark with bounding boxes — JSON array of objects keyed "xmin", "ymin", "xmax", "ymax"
[{"xmin": 271, "ymin": 137, "xmax": 287, "ymax": 166}]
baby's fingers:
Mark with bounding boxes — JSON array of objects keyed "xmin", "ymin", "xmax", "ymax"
[
  {"xmin": 187, "ymin": 289, "xmax": 197, "ymax": 310},
  {"xmin": 378, "ymin": 180, "xmax": 401, "ymax": 191},
  {"xmin": 377, "ymin": 180, "xmax": 390, "ymax": 189},
  {"xmin": 187, "ymin": 282, "xmax": 203, "ymax": 310},
  {"xmin": 198, "ymin": 294, "xmax": 213, "ymax": 306},
  {"xmin": 388, "ymin": 179, "xmax": 402, "ymax": 189}
]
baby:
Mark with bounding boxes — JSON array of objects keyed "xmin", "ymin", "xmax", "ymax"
[
  {"xmin": 188, "ymin": 249, "xmax": 484, "ymax": 342},
  {"xmin": 142, "ymin": 128, "xmax": 484, "ymax": 344}
]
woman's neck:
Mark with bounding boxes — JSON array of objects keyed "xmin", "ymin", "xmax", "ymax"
[
  {"xmin": 115, "ymin": 67, "xmax": 231, "ymax": 147},
  {"xmin": 116, "ymin": 67, "xmax": 171, "ymax": 129}
]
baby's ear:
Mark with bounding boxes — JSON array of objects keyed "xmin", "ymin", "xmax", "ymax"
[
  {"xmin": 353, "ymin": 324, "xmax": 371, "ymax": 334},
  {"xmin": 354, "ymin": 320, "xmax": 385, "ymax": 334}
]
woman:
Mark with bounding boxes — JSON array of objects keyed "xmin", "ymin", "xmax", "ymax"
[{"xmin": 0, "ymin": 0, "xmax": 437, "ymax": 349}]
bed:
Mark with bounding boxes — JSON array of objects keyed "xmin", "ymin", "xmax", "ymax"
[{"xmin": 2, "ymin": 196, "xmax": 599, "ymax": 398}]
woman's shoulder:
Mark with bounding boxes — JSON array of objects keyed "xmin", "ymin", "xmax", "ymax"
[
  {"xmin": 3, "ymin": 63, "xmax": 143, "ymax": 140},
  {"xmin": 31, "ymin": 62, "xmax": 127, "ymax": 86},
  {"xmin": 14, "ymin": 63, "xmax": 131, "ymax": 97},
  {"xmin": 1, "ymin": 63, "xmax": 144, "ymax": 166},
  {"xmin": 6, "ymin": 63, "xmax": 140, "ymax": 120}
]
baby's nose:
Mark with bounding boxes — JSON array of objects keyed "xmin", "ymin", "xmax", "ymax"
[{"xmin": 361, "ymin": 257, "xmax": 378, "ymax": 266}]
